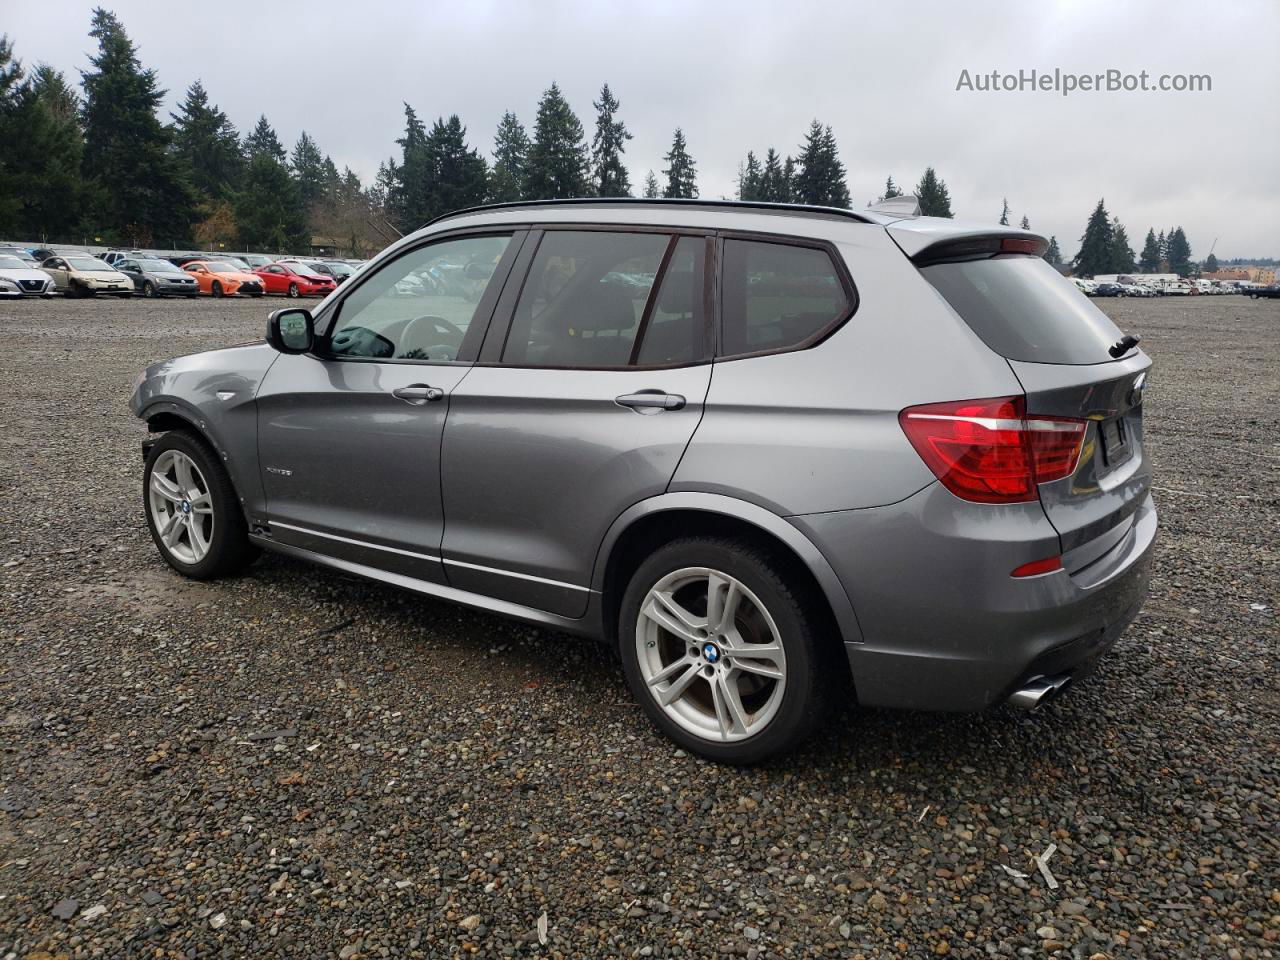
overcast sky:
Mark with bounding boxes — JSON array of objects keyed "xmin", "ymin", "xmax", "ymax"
[{"xmin": 6, "ymin": 0, "xmax": 1278, "ymax": 258}]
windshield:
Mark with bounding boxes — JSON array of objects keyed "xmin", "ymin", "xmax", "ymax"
[
  {"xmin": 0, "ymin": 256, "xmax": 27, "ymax": 269},
  {"xmin": 137, "ymin": 258, "xmax": 182, "ymax": 272},
  {"xmin": 66, "ymin": 257, "xmax": 112, "ymax": 271},
  {"xmin": 921, "ymin": 254, "xmax": 1127, "ymax": 365},
  {"xmin": 323, "ymin": 262, "xmax": 353, "ymax": 277},
  {"xmin": 205, "ymin": 262, "xmax": 238, "ymax": 273}
]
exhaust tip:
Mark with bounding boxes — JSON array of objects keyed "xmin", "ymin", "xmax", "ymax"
[{"xmin": 1008, "ymin": 673, "xmax": 1072, "ymax": 711}]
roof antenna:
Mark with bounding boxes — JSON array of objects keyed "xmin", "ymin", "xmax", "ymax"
[{"xmin": 867, "ymin": 194, "xmax": 922, "ymax": 217}]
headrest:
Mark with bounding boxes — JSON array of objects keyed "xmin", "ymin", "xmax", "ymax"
[{"xmin": 572, "ymin": 280, "xmax": 638, "ymax": 332}]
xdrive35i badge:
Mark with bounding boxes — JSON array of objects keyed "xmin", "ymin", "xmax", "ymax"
[{"xmin": 265, "ymin": 466, "xmax": 293, "ymax": 476}]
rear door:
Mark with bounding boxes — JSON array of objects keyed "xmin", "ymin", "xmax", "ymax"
[
  {"xmin": 918, "ymin": 249, "xmax": 1152, "ymax": 561},
  {"xmin": 440, "ymin": 228, "xmax": 714, "ymax": 617}
]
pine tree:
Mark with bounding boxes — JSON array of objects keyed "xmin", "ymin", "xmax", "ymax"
[
  {"xmin": 590, "ymin": 83, "xmax": 631, "ymax": 197},
  {"xmin": 235, "ymin": 149, "xmax": 306, "ymax": 252},
  {"xmin": 488, "ymin": 111, "xmax": 528, "ymax": 203},
  {"xmin": 1111, "ymin": 219, "xmax": 1136, "ymax": 273},
  {"xmin": 1166, "ymin": 227, "xmax": 1192, "ymax": 277},
  {"xmin": 1204, "ymin": 252, "xmax": 1219, "ymax": 273},
  {"xmin": 1020, "ymin": 215, "xmax": 1030, "ymax": 230},
  {"xmin": 999, "ymin": 198, "xmax": 1010, "ymax": 225},
  {"xmin": 642, "ymin": 170, "xmax": 659, "ymax": 199},
  {"xmin": 291, "ymin": 132, "xmax": 327, "ymax": 211},
  {"xmin": 421, "ymin": 114, "xmax": 488, "ymax": 221},
  {"xmin": 245, "ymin": 115, "xmax": 286, "ymax": 163},
  {"xmin": 781, "ymin": 156, "xmax": 796, "ymax": 203},
  {"xmin": 1138, "ymin": 229, "xmax": 1161, "ymax": 272},
  {"xmin": 80, "ymin": 8, "xmax": 195, "ymax": 244},
  {"xmin": 662, "ymin": 128, "xmax": 697, "ymax": 199},
  {"xmin": 1156, "ymin": 229, "xmax": 1167, "ymax": 263},
  {"xmin": 738, "ymin": 151, "xmax": 762, "ymax": 201},
  {"xmin": 878, "ymin": 176, "xmax": 902, "ymax": 201},
  {"xmin": 525, "ymin": 82, "xmax": 590, "ymax": 199},
  {"xmin": 759, "ymin": 148, "xmax": 788, "ymax": 202},
  {"xmin": 794, "ymin": 121, "xmax": 850, "ymax": 207},
  {"xmin": 170, "ymin": 80, "xmax": 242, "ymax": 201},
  {"xmin": 915, "ymin": 167, "xmax": 953, "ymax": 217},
  {"xmin": 1044, "ymin": 236, "xmax": 1063, "ymax": 265},
  {"xmin": 1072, "ymin": 199, "xmax": 1115, "ymax": 277}
]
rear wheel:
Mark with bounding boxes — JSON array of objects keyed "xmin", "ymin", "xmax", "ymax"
[
  {"xmin": 143, "ymin": 431, "xmax": 257, "ymax": 579},
  {"xmin": 618, "ymin": 538, "xmax": 833, "ymax": 764}
]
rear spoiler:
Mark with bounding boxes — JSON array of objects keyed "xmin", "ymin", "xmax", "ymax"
[{"xmin": 911, "ymin": 234, "xmax": 1048, "ymax": 266}]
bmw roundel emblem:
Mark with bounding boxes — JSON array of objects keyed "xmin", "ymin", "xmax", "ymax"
[
  {"xmin": 702, "ymin": 642, "xmax": 721, "ymax": 664},
  {"xmin": 180, "ymin": 500, "xmax": 191, "ymax": 514}
]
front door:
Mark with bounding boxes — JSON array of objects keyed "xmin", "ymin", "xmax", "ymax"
[
  {"xmin": 441, "ymin": 229, "xmax": 714, "ymax": 617},
  {"xmin": 256, "ymin": 231, "xmax": 523, "ymax": 583}
]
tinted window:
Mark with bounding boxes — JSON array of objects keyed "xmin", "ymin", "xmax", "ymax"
[
  {"xmin": 635, "ymin": 236, "xmax": 707, "ymax": 366},
  {"xmin": 327, "ymin": 234, "xmax": 511, "ymax": 362},
  {"xmin": 721, "ymin": 240, "xmax": 848, "ymax": 356},
  {"xmin": 922, "ymin": 255, "xmax": 1125, "ymax": 365},
  {"xmin": 502, "ymin": 231, "xmax": 667, "ymax": 367}
]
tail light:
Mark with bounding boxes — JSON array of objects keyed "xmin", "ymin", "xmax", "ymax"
[{"xmin": 899, "ymin": 396, "xmax": 1086, "ymax": 504}]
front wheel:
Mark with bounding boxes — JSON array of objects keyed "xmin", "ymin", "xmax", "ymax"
[
  {"xmin": 142, "ymin": 281, "xmax": 155, "ymax": 298},
  {"xmin": 143, "ymin": 431, "xmax": 257, "ymax": 579},
  {"xmin": 211, "ymin": 281, "xmax": 224, "ymax": 298},
  {"xmin": 618, "ymin": 537, "xmax": 834, "ymax": 764},
  {"xmin": 287, "ymin": 283, "xmax": 299, "ymax": 298}
]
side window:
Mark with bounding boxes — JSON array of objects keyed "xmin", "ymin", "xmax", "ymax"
[
  {"xmin": 720, "ymin": 239, "xmax": 850, "ymax": 356},
  {"xmin": 501, "ymin": 231, "xmax": 668, "ymax": 368},
  {"xmin": 635, "ymin": 236, "xmax": 707, "ymax": 366},
  {"xmin": 326, "ymin": 234, "xmax": 512, "ymax": 362}
]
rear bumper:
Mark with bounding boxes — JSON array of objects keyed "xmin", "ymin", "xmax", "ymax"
[{"xmin": 791, "ymin": 487, "xmax": 1156, "ymax": 712}]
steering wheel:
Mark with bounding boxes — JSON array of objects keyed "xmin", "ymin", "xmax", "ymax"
[{"xmin": 400, "ymin": 314, "xmax": 465, "ymax": 361}]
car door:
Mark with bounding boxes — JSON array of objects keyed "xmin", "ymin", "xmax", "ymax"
[
  {"xmin": 257, "ymin": 265, "xmax": 284, "ymax": 294},
  {"xmin": 42, "ymin": 258, "xmax": 69, "ymax": 290},
  {"xmin": 440, "ymin": 228, "xmax": 714, "ymax": 617},
  {"xmin": 255, "ymin": 230, "xmax": 525, "ymax": 584},
  {"xmin": 118, "ymin": 259, "xmax": 142, "ymax": 290}
]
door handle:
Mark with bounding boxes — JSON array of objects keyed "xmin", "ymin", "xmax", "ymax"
[
  {"xmin": 392, "ymin": 383, "xmax": 445, "ymax": 404},
  {"xmin": 615, "ymin": 391, "xmax": 686, "ymax": 412}
]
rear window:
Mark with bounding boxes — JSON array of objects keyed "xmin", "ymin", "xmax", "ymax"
[
  {"xmin": 921, "ymin": 254, "xmax": 1126, "ymax": 365},
  {"xmin": 721, "ymin": 240, "xmax": 849, "ymax": 356}
]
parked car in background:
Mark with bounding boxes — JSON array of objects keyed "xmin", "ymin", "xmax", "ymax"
[
  {"xmin": 130, "ymin": 199, "xmax": 1156, "ymax": 763},
  {"xmin": 1250, "ymin": 285, "xmax": 1280, "ymax": 299},
  {"xmin": 317, "ymin": 260, "xmax": 357, "ymax": 283},
  {"xmin": 277, "ymin": 258, "xmax": 349, "ymax": 285},
  {"xmin": 102, "ymin": 250, "xmax": 145, "ymax": 266},
  {"xmin": 181, "ymin": 260, "xmax": 265, "ymax": 297},
  {"xmin": 117, "ymin": 256, "xmax": 201, "ymax": 298},
  {"xmin": 0, "ymin": 245, "xmax": 40, "ymax": 265},
  {"xmin": 240, "ymin": 254, "xmax": 277, "ymax": 270},
  {"xmin": 1092, "ymin": 282, "xmax": 1123, "ymax": 297},
  {"xmin": 0, "ymin": 253, "xmax": 56, "ymax": 297},
  {"xmin": 253, "ymin": 261, "xmax": 337, "ymax": 297},
  {"xmin": 1164, "ymin": 282, "xmax": 1191, "ymax": 296},
  {"xmin": 40, "ymin": 254, "xmax": 133, "ymax": 297},
  {"xmin": 30, "ymin": 248, "xmax": 62, "ymax": 264}
]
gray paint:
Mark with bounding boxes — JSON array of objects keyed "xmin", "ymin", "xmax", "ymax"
[{"xmin": 132, "ymin": 201, "xmax": 1157, "ymax": 715}]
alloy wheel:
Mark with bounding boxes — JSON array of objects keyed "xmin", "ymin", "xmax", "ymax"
[
  {"xmin": 148, "ymin": 449, "xmax": 215, "ymax": 565},
  {"xmin": 635, "ymin": 567, "xmax": 787, "ymax": 743}
]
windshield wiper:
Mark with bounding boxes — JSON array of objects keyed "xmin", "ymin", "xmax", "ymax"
[{"xmin": 1109, "ymin": 334, "xmax": 1141, "ymax": 359}]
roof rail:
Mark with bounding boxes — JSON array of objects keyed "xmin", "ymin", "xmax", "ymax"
[{"xmin": 421, "ymin": 197, "xmax": 875, "ymax": 230}]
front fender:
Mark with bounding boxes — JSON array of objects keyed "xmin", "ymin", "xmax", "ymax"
[{"xmin": 591, "ymin": 492, "xmax": 864, "ymax": 646}]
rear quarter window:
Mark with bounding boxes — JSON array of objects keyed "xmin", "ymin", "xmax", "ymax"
[
  {"xmin": 720, "ymin": 239, "xmax": 850, "ymax": 356},
  {"xmin": 921, "ymin": 254, "xmax": 1126, "ymax": 365}
]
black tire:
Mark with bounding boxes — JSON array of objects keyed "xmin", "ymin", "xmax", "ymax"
[
  {"xmin": 142, "ymin": 281, "xmax": 156, "ymax": 298},
  {"xmin": 211, "ymin": 280, "xmax": 224, "ymax": 298},
  {"xmin": 287, "ymin": 282, "xmax": 299, "ymax": 298},
  {"xmin": 143, "ymin": 430, "xmax": 257, "ymax": 580},
  {"xmin": 617, "ymin": 537, "xmax": 835, "ymax": 764}
]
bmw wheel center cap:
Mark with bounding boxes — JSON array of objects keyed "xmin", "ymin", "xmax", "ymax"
[
  {"xmin": 702, "ymin": 641, "xmax": 721, "ymax": 664},
  {"xmin": 180, "ymin": 500, "xmax": 191, "ymax": 514}
]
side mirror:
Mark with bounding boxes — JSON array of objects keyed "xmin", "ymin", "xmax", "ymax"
[{"xmin": 267, "ymin": 308, "xmax": 314, "ymax": 354}]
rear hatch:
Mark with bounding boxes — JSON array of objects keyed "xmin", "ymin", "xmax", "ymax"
[{"xmin": 907, "ymin": 231, "xmax": 1152, "ymax": 566}]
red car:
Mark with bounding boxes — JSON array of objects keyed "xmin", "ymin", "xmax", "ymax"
[{"xmin": 254, "ymin": 262, "xmax": 337, "ymax": 298}]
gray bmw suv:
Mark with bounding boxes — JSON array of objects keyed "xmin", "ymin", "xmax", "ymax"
[{"xmin": 131, "ymin": 199, "xmax": 1156, "ymax": 763}]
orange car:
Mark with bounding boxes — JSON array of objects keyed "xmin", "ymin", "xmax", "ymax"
[{"xmin": 182, "ymin": 260, "xmax": 266, "ymax": 297}]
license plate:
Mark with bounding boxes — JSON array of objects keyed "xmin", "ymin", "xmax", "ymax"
[{"xmin": 1100, "ymin": 418, "xmax": 1129, "ymax": 466}]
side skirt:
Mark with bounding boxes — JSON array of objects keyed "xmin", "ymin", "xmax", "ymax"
[{"xmin": 249, "ymin": 534, "xmax": 600, "ymax": 638}]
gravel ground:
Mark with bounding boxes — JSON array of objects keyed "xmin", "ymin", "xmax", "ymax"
[{"xmin": 0, "ymin": 294, "xmax": 1276, "ymax": 960}]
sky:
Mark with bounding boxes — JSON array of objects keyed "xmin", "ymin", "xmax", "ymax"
[{"xmin": 5, "ymin": 0, "xmax": 1278, "ymax": 259}]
